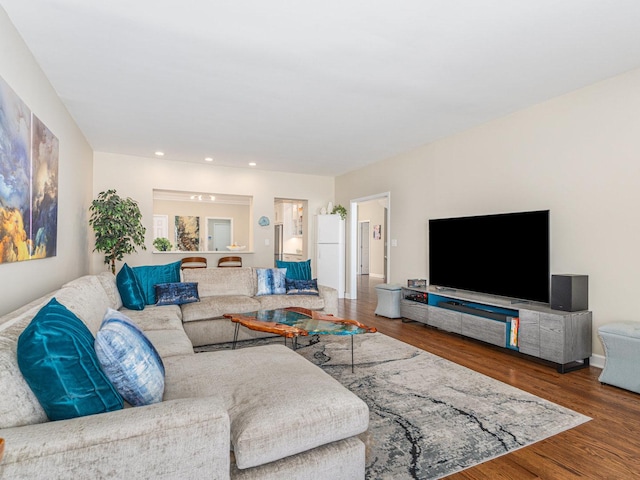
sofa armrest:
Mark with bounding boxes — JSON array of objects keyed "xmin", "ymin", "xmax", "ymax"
[
  {"xmin": 318, "ymin": 284, "xmax": 338, "ymax": 316},
  {"xmin": 0, "ymin": 397, "xmax": 230, "ymax": 480}
]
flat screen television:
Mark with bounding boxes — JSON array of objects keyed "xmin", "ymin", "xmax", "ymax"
[{"xmin": 429, "ymin": 210, "xmax": 550, "ymax": 303}]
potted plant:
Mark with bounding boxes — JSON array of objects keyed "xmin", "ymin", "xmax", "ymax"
[
  {"xmin": 89, "ymin": 189, "xmax": 147, "ymax": 274},
  {"xmin": 331, "ymin": 204, "xmax": 347, "ymax": 220},
  {"xmin": 153, "ymin": 237, "xmax": 172, "ymax": 252}
]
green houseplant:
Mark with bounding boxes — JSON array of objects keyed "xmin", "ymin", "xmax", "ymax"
[
  {"xmin": 331, "ymin": 204, "xmax": 347, "ymax": 220},
  {"xmin": 153, "ymin": 237, "xmax": 172, "ymax": 252},
  {"xmin": 89, "ymin": 189, "xmax": 147, "ymax": 274}
]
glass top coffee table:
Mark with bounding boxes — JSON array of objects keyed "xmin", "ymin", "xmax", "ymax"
[{"xmin": 223, "ymin": 307, "xmax": 377, "ymax": 372}]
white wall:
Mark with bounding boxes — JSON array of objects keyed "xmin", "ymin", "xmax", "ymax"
[
  {"xmin": 92, "ymin": 152, "xmax": 334, "ymax": 272},
  {"xmin": 336, "ymin": 67, "xmax": 640, "ymax": 357},
  {"xmin": 0, "ymin": 8, "xmax": 94, "ymax": 316}
]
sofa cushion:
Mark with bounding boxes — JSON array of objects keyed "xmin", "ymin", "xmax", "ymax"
[
  {"xmin": 255, "ymin": 268, "xmax": 287, "ymax": 296},
  {"xmin": 121, "ymin": 304, "xmax": 183, "ymax": 331},
  {"xmin": 181, "ymin": 295, "xmax": 261, "ymax": 323},
  {"xmin": 58, "ymin": 275, "xmax": 114, "ymax": 335},
  {"xmin": 116, "ymin": 263, "xmax": 146, "ymax": 311},
  {"xmin": 183, "ymin": 267, "xmax": 255, "ymax": 297},
  {"xmin": 155, "ymin": 282, "xmax": 199, "ymax": 306},
  {"xmin": 96, "ymin": 271, "xmax": 124, "ymax": 310},
  {"xmin": 276, "ymin": 259, "xmax": 312, "ymax": 280},
  {"xmin": 17, "ymin": 298, "xmax": 124, "ymax": 421},
  {"xmin": 255, "ymin": 293, "xmax": 325, "ymax": 312},
  {"xmin": 95, "ymin": 309, "xmax": 165, "ymax": 406},
  {"xmin": 143, "ymin": 329, "xmax": 195, "ymax": 358},
  {"xmin": 163, "ymin": 345, "xmax": 369, "ymax": 469},
  {"xmin": 0, "ymin": 336, "xmax": 49, "ymax": 428},
  {"xmin": 133, "ymin": 261, "xmax": 182, "ymax": 305}
]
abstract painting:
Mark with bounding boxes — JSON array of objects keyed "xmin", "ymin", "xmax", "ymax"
[
  {"xmin": 0, "ymin": 76, "xmax": 58, "ymax": 263},
  {"xmin": 0, "ymin": 75, "xmax": 58, "ymax": 264},
  {"xmin": 31, "ymin": 114, "xmax": 59, "ymax": 258},
  {"xmin": 175, "ymin": 216, "xmax": 199, "ymax": 251}
]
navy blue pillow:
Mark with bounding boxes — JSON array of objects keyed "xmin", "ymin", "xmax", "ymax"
[
  {"xmin": 133, "ymin": 261, "xmax": 182, "ymax": 305},
  {"xmin": 276, "ymin": 259, "xmax": 312, "ymax": 280},
  {"xmin": 116, "ymin": 263, "xmax": 145, "ymax": 310},
  {"xmin": 155, "ymin": 282, "xmax": 200, "ymax": 306},
  {"xmin": 17, "ymin": 298, "xmax": 123, "ymax": 421},
  {"xmin": 285, "ymin": 278, "xmax": 319, "ymax": 296}
]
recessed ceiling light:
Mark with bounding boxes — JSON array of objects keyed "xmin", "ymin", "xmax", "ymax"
[
  {"xmin": 249, "ymin": 162, "xmax": 257, "ymax": 167},
  {"xmin": 155, "ymin": 151, "xmax": 165, "ymax": 156},
  {"xmin": 204, "ymin": 157, "xmax": 213, "ymax": 162}
]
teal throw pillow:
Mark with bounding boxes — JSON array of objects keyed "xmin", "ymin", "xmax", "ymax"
[
  {"xmin": 95, "ymin": 309, "xmax": 165, "ymax": 407},
  {"xmin": 276, "ymin": 259, "xmax": 312, "ymax": 280},
  {"xmin": 116, "ymin": 263, "xmax": 145, "ymax": 310},
  {"xmin": 133, "ymin": 261, "xmax": 181, "ymax": 305},
  {"xmin": 256, "ymin": 268, "xmax": 287, "ymax": 296},
  {"xmin": 285, "ymin": 278, "xmax": 319, "ymax": 296},
  {"xmin": 17, "ymin": 298, "xmax": 124, "ymax": 421}
]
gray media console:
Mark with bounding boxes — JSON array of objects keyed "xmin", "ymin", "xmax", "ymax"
[{"xmin": 400, "ymin": 286, "xmax": 592, "ymax": 373}]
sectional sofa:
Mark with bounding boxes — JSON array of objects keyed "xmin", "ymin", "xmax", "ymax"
[{"xmin": 0, "ymin": 270, "xmax": 368, "ymax": 479}]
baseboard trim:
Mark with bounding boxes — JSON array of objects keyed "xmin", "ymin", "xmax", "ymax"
[{"xmin": 590, "ymin": 353, "xmax": 605, "ymax": 369}]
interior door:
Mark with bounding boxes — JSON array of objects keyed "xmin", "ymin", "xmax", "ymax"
[
  {"xmin": 207, "ymin": 218, "xmax": 231, "ymax": 251},
  {"xmin": 359, "ymin": 221, "xmax": 370, "ymax": 275}
]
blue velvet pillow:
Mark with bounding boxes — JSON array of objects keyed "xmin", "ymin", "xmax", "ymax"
[
  {"xmin": 95, "ymin": 309, "xmax": 165, "ymax": 407},
  {"xmin": 276, "ymin": 259, "xmax": 312, "ymax": 280},
  {"xmin": 17, "ymin": 298, "xmax": 124, "ymax": 421},
  {"xmin": 155, "ymin": 282, "xmax": 200, "ymax": 306},
  {"xmin": 133, "ymin": 261, "xmax": 181, "ymax": 305},
  {"xmin": 256, "ymin": 268, "xmax": 287, "ymax": 296},
  {"xmin": 286, "ymin": 278, "xmax": 320, "ymax": 296},
  {"xmin": 116, "ymin": 263, "xmax": 145, "ymax": 310}
]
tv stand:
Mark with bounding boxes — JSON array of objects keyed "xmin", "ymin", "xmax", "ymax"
[{"xmin": 400, "ymin": 286, "xmax": 592, "ymax": 373}]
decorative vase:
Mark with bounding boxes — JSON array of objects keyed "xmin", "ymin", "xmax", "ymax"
[{"xmin": 327, "ymin": 202, "xmax": 333, "ymax": 213}]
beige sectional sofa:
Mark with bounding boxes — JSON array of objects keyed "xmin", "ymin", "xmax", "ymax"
[{"xmin": 0, "ymin": 271, "xmax": 367, "ymax": 479}]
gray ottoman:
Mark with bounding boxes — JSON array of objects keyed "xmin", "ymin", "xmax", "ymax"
[
  {"xmin": 598, "ymin": 322, "xmax": 640, "ymax": 394},
  {"xmin": 375, "ymin": 283, "xmax": 402, "ymax": 318}
]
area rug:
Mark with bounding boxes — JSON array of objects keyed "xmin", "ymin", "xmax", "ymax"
[{"xmin": 196, "ymin": 333, "xmax": 590, "ymax": 479}]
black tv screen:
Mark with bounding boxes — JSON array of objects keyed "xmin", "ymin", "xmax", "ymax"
[{"xmin": 429, "ymin": 210, "xmax": 550, "ymax": 303}]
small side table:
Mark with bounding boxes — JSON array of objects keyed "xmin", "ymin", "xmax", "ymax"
[
  {"xmin": 374, "ymin": 283, "xmax": 403, "ymax": 318},
  {"xmin": 598, "ymin": 322, "xmax": 640, "ymax": 394}
]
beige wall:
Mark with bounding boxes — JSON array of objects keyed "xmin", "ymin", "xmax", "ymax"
[
  {"xmin": 0, "ymin": 8, "xmax": 94, "ymax": 316},
  {"xmin": 92, "ymin": 152, "xmax": 333, "ymax": 272},
  {"xmin": 336, "ymin": 67, "xmax": 640, "ymax": 357}
]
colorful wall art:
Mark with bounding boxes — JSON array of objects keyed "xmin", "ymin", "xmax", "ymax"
[
  {"xmin": 175, "ymin": 215, "xmax": 200, "ymax": 251},
  {"xmin": 0, "ymin": 75, "xmax": 58, "ymax": 264}
]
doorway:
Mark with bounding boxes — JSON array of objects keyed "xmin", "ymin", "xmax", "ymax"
[
  {"xmin": 348, "ymin": 192, "xmax": 390, "ymax": 300},
  {"xmin": 359, "ymin": 221, "xmax": 370, "ymax": 275},
  {"xmin": 206, "ymin": 218, "xmax": 232, "ymax": 251}
]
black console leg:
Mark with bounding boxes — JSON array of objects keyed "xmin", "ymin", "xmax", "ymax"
[{"xmin": 557, "ymin": 358, "xmax": 590, "ymax": 374}]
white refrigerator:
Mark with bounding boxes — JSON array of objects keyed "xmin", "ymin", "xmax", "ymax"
[{"xmin": 315, "ymin": 214, "xmax": 345, "ymax": 298}]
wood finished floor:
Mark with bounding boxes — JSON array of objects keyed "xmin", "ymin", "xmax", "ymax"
[{"xmin": 338, "ymin": 276, "xmax": 640, "ymax": 479}]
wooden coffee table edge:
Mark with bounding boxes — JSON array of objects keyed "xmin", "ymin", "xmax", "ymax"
[{"xmin": 223, "ymin": 313, "xmax": 308, "ymax": 338}]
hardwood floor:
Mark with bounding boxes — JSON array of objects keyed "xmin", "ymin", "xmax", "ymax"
[{"xmin": 339, "ymin": 276, "xmax": 640, "ymax": 479}]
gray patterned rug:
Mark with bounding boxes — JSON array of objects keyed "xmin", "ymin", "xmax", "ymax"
[{"xmin": 196, "ymin": 332, "xmax": 590, "ymax": 479}]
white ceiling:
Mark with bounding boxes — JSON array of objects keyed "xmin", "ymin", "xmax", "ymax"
[{"xmin": 2, "ymin": 1, "xmax": 640, "ymax": 176}]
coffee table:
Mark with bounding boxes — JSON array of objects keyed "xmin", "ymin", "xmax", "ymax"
[{"xmin": 223, "ymin": 307, "xmax": 377, "ymax": 372}]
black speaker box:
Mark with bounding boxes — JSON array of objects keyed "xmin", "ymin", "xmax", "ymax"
[{"xmin": 551, "ymin": 274, "xmax": 588, "ymax": 312}]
